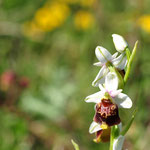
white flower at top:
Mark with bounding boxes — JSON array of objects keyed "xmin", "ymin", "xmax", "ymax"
[
  {"xmin": 86, "ymin": 72, "xmax": 132, "ymax": 109},
  {"xmin": 112, "ymin": 34, "xmax": 128, "ymax": 53},
  {"xmin": 92, "ymin": 46, "xmax": 127, "ymax": 87}
]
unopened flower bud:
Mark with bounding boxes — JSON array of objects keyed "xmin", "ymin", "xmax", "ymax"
[{"xmin": 112, "ymin": 34, "xmax": 128, "ymax": 53}]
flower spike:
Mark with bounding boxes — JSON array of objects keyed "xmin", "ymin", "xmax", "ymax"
[{"xmin": 85, "ymin": 34, "xmax": 137, "ymax": 150}]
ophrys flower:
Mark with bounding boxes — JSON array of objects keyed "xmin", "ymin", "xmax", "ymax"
[
  {"xmin": 92, "ymin": 46, "xmax": 127, "ymax": 87},
  {"xmin": 86, "ymin": 72, "xmax": 132, "ymax": 126}
]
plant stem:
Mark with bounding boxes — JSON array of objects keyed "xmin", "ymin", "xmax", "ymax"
[
  {"xmin": 109, "ymin": 125, "xmax": 119, "ymax": 150},
  {"xmin": 110, "ymin": 124, "xmax": 121, "ymax": 150},
  {"xmin": 109, "ymin": 126, "xmax": 114, "ymax": 150},
  {"xmin": 124, "ymin": 41, "xmax": 138, "ymax": 83}
]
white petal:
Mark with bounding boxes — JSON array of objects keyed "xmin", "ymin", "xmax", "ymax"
[
  {"xmin": 85, "ymin": 91, "xmax": 103, "ymax": 103},
  {"xmin": 112, "ymin": 53, "xmax": 127, "ymax": 70},
  {"xmin": 95, "ymin": 46, "xmax": 112, "ymax": 64},
  {"xmin": 113, "ymin": 135, "xmax": 125, "ymax": 150},
  {"xmin": 105, "ymin": 72, "xmax": 118, "ymax": 92},
  {"xmin": 110, "ymin": 89, "xmax": 122, "ymax": 98},
  {"xmin": 92, "ymin": 66, "xmax": 109, "ymax": 87},
  {"xmin": 112, "ymin": 52, "xmax": 118, "ymax": 59},
  {"xmin": 99, "ymin": 84, "xmax": 106, "ymax": 93},
  {"xmin": 89, "ymin": 121, "xmax": 102, "ymax": 134},
  {"xmin": 93, "ymin": 62, "xmax": 103, "ymax": 66},
  {"xmin": 112, "ymin": 34, "xmax": 128, "ymax": 53},
  {"xmin": 113, "ymin": 93, "xmax": 132, "ymax": 108}
]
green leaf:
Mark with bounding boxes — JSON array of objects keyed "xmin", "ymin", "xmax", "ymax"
[{"xmin": 71, "ymin": 139, "xmax": 80, "ymax": 150}]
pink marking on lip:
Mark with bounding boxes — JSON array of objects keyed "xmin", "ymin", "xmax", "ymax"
[
  {"xmin": 107, "ymin": 90, "xmax": 115, "ymax": 98},
  {"xmin": 105, "ymin": 89, "xmax": 109, "ymax": 93},
  {"xmin": 110, "ymin": 95, "xmax": 115, "ymax": 98}
]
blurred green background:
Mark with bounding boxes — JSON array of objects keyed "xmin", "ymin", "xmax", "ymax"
[{"xmin": 0, "ymin": 0, "xmax": 150, "ymax": 150}]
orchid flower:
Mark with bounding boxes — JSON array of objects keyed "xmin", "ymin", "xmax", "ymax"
[
  {"xmin": 92, "ymin": 46, "xmax": 127, "ymax": 87},
  {"xmin": 86, "ymin": 72, "xmax": 132, "ymax": 109}
]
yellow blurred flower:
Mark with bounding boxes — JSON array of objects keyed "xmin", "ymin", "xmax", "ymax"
[
  {"xmin": 80, "ymin": 0, "xmax": 95, "ymax": 7},
  {"xmin": 74, "ymin": 10, "xmax": 95, "ymax": 30},
  {"xmin": 34, "ymin": 2, "xmax": 70, "ymax": 31},
  {"xmin": 22, "ymin": 21, "xmax": 44, "ymax": 40},
  {"xmin": 22, "ymin": 1, "xmax": 70, "ymax": 39},
  {"xmin": 137, "ymin": 15, "xmax": 150, "ymax": 33}
]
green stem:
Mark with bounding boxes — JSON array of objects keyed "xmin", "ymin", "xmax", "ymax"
[
  {"xmin": 124, "ymin": 41, "xmax": 138, "ymax": 83},
  {"xmin": 109, "ymin": 125, "xmax": 119, "ymax": 150},
  {"xmin": 109, "ymin": 126, "xmax": 114, "ymax": 150}
]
